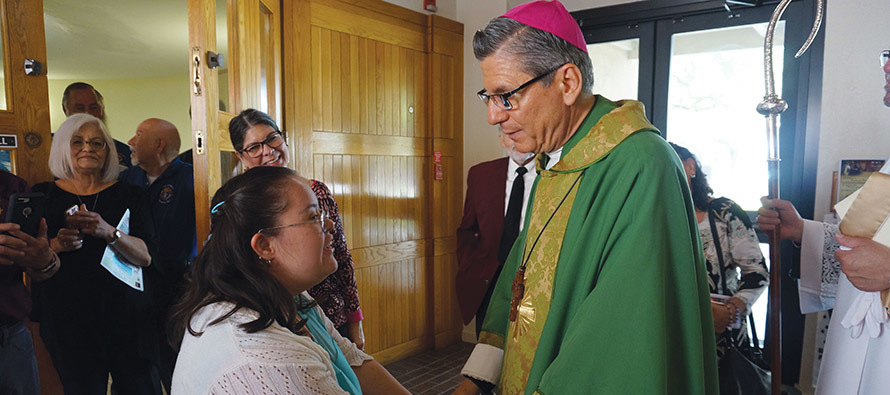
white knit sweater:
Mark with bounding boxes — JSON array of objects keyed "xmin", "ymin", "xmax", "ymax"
[{"xmin": 171, "ymin": 295, "xmax": 372, "ymax": 394}]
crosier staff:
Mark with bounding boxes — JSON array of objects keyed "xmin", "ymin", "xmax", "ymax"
[{"xmin": 756, "ymin": 0, "xmax": 823, "ymax": 393}]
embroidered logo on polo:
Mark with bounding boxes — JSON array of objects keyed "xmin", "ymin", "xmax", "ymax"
[{"xmin": 159, "ymin": 184, "xmax": 174, "ymax": 204}]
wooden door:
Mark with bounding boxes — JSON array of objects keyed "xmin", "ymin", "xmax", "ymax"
[
  {"xmin": 0, "ymin": 0, "xmax": 52, "ymax": 185},
  {"xmin": 284, "ymin": 0, "xmax": 464, "ymax": 363},
  {"xmin": 189, "ymin": 0, "xmax": 281, "ymax": 246}
]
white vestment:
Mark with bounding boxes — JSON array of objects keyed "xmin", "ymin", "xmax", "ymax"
[{"xmin": 799, "ymin": 220, "xmax": 890, "ymax": 395}]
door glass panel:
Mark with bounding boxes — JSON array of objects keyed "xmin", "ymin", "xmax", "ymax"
[
  {"xmin": 216, "ymin": 0, "xmax": 230, "ymax": 112},
  {"xmin": 587, "ymin": 38, "xmax": 639, "ymax": 100},
  {"xmin": 220, "ymin": 151, "xmax": 238, "ymax": 185},
  {"xmin": 666, "ymin": 21, "xmax": 785, "ymax": 341},
  {"xmin": 258, "ymin": 2, "xmax": 275, "ymax": 118},
  {"xmin": 0, "ymin": 150, "xmax": 11, "ymax": 172},
  {"xmin": 666, "ymin": 21, "xmax": 785, "ymax": 211}
]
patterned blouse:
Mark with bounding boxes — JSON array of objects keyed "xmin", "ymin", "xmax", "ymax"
[
  {"xmin": 308, "ymin": 180, "xmax": 362, "ymax": 329},
  {"xmin": 699, "ymin": 197, "xmax": 770, "ymax": 308},
  {"xmin": 701, "ymin": 198, "xmax": 770, "ymax": 350}
]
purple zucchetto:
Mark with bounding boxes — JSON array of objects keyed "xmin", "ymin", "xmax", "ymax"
[{"xmin": 501, "ymin": 0, "xmax": 587, "ymax": 53}]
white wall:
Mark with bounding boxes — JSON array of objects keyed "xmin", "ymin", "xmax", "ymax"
[{"xmin": 811, "ymin": 0, "xmax": 890, "ymax": 220}]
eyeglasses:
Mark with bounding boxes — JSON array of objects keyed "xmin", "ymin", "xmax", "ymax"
[
  {"xmin": 257, "ymin": 211, "xmax": 331, "ymax": 234},
  {"xmin": 477, "ymin": 64, "xmax": 566, "ymax": 111},
  {"xmin": 239, "ymin": 132, "xmax": 284, "ymax": 159},
  {"xmin": 70, "ymin": 138, "xmax": 107, "ymax": 151},
  {"xmin": 882, "ymin": 50, "xmax": 890, "ymax": 68}
]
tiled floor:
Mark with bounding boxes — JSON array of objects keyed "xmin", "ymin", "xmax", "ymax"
[{"xmin": 385, "ymin": 341, "xmax": 474, "ymax": 395}]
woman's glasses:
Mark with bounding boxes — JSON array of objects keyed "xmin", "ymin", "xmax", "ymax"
[
  {"xmin": 240, "ymin": 132, "xmax": 284, "ymax": 158},
  {"xmin": 70, "ymin": 138, "xmax": 107, "ymax": 151},
  {"xmin": 258, "ymin": 211, "xmax": 332, "ymax": 234}
]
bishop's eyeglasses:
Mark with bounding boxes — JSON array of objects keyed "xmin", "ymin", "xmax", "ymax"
[{"xmin": 477, "ymin": 64, "xmax": 566, "ymax": 111}]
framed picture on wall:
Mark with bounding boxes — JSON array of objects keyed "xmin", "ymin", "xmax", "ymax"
[{"xmin": 837, "ymin": 159, "xmax": 887, "ymax": 203}]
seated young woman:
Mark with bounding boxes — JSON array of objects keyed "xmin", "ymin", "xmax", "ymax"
[{"xmin": 169, "ymin": 166, "xmax": 408, "ymax": 394}]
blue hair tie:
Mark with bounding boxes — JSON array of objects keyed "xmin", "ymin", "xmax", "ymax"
[{"xmin": 211, "ymin": 201, "xmax": 226, "ymax": 214}]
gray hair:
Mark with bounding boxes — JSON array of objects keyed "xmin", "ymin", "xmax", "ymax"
[
  {"xmin": 473, "ymin": 17, "xmax": 593, "ymax": 93},
  {"xmin": 49, "ymin": 113, "xmax": 120, "ymax": 183}
]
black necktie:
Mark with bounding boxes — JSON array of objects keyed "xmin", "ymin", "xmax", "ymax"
[{"xmin": 498, "ymin": 166, "xmax": 528, "ymax": 265}]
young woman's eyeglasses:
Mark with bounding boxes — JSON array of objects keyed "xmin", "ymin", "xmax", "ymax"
[
  {"xmin": 258, "ymin": 212, "xmax": 331, "ymax": 234},
  {"xmin": 477, "ymin": 64, "xmax": 566, "ymax": 111},
  {"xmin": 70, "ymin": 138, "xmax": 107, "ymax": 151},
  {"xmin": 239, "ymin": 132, "xmax": 284, "ymax": 158}
]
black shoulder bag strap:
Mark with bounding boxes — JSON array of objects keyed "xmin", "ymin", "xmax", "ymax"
[{"xmin": 708, "ymin": 205, "xmax": 761, "ymax": 351}]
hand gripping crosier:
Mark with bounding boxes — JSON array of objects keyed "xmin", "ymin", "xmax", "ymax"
[{"xmin": 756, "ymin": 1, "xmax": 823, "ymax": 393}]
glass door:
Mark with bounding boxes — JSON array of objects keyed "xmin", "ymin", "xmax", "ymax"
[{"xmin": 583, "ymin": 22, "xmax": 654, "ymax": 118}]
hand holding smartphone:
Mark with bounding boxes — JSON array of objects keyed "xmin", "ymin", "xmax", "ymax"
[{"xmin": 6, "ymin": 193, "xmax": 46, "ymax": 237}]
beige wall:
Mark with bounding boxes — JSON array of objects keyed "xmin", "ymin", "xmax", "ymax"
[
  {"xmin": 49, "ymin": 74, "xmax": 193, "ymax": 153},
  {"xmin": 813, "ymin": 0, "xmax": 890, "ymax": 220}
]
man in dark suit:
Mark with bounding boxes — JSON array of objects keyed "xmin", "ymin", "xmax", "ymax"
[{"xmin": 456, "ymin": 134, "xmax": 534, "ymax": 336}]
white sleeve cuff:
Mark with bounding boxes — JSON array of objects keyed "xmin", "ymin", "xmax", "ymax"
[
  {"xmin": 460, "ymin": 343, "xmax": 503, "ymax": 385},
  {"xmin": 799, "ymin": 219, "xmax": 828, "ymax": 314}
]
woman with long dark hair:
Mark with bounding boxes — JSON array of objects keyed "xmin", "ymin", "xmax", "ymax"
[
  {"xmin": 671, "ymin": 142, "xmax": 769, "ymax": 394},
  {"xmin": 170, "ymin": 167, "xmax": 406, "ymax": 394},
  {"xmin": 228, "ymin": 109, "xmax": 365, "ymax": 348}
]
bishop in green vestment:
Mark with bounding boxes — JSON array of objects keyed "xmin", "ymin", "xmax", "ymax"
[{"xmin": 456, "ymin": 2, "xmax": 718, "ymax": 395}]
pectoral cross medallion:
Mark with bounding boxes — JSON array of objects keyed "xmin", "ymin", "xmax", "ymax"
[{"xmin": 512, "ymin": 299, "xmax": 536, "ymax": 341}]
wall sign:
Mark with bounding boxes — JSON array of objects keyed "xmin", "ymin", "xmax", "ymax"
[{"xmin": 0, "ymin": 134, "xmax": 17, "ymax": 148}]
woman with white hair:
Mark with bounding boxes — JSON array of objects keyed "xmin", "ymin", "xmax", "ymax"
[{"xmin": 31, "ymin": 113, "xmax": 162, "ymax": 394}]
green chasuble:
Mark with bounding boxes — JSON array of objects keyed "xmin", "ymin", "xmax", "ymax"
[{"xmin": 479, "ymin": 96, "xmax": 718, "ymax": 395}]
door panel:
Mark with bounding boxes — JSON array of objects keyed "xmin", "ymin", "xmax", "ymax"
[
  {"xmin": 288, "ymin": 0, "xmax": 463, "ymax": 362},
  {"xmin": 1, "ymin": 0, "xmax": 51, "ymax": 185},
  {"xmin": 191, "ymin": 0, "xmax": 281, "ymax": 246},
  {"xmin": 309, "ymin": 20, "xmax": 434, "ymax": 358}
]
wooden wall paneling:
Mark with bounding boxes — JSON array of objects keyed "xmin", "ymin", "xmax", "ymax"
[
  {"xmin": 335, "ymin": 0, "xmax": 428, "ymax": 26},
  {"xmin": 406, "ymin": 49, "xmax": 415, "ymax": 138},
  {"xmin": 384, "ymin": 155, "xmax": 393, "ymax": 244},
  {"xmin": 310, "ymin": 26, "xmax": 323, "ymax": 133},
  {"xmin": 282, "ymin": 0, "xmax": 313, "ymax": 179},
  {"xmin": 320, "ymin": 28, "xmax": 332, "ymax": 132},
  {"xmin": 341, "ymin": 34, "xmax": 352, "ymax": 134},
  {"xmin": 331, "ymin": 30, "xmax": 342, "ymax": 133},
  {"xmin": 388, "ymin": 44, "xmax": 397, "ymax": 137},
  {"xmin": 357, "ymin": 37, "xmax": 368, "ymax": 135},
  {"xmin": 310, "ymin": 1, "xmax": 425, "ymax": 51},
  {"xmin": 383, "ymin": 44, "xmax": 392, "ymax": 137},
  {"xmin": 375, "ymin": 42, "xmax": 385, "ymax": 136},
  {"xmin": 427, "ymin": 14, "xmax": 464, "ymax": 347}
]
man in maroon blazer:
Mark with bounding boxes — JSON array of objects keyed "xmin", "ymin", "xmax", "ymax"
[{"xmin": 457, "ymin": 135, "xmax": 534, "ymax": 336}]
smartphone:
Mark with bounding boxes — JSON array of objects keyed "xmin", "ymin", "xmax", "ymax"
[{"xmin": 6, "ymin": 193, "xmax": 46, "ymax": 237}]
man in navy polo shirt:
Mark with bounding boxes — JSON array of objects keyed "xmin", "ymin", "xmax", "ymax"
[{"xmin": 119, "ymin": 118, "xmax": 195, "ymax": 393}]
